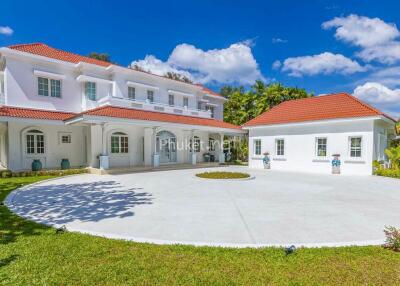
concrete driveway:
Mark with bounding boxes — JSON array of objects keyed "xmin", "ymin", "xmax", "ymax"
[{"xmin": 6, "ymin": 166, "xmax": 400, "ymax": 247}]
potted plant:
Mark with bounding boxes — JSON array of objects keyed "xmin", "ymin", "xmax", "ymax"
[
  {"xmin": 61, "ymin": 158, "xmax": 70, "ymax": 170},
  {"xmin": 263, "ymin": 152, "xmax": 271, "ymax": 169},
  {"xmin": 331, "ymin": 154, "xmax": 341, "ymax": 174},
  {"xmin": 31, "ymin": 159, "xmax": 42, "ymax": 171}
]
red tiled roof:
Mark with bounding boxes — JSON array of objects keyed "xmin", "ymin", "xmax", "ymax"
[
  {"xmin": 7, "ymin": 43, "xmax": 223, "ymax": 97},
  {"xmin": 244, "ymin": 93, "xmax": 396, "ymax": 127},
  {"xmin": 9, "ymin": 43, "xmax": 112, "ymax": 67},
  {"xmin": 72, "ymin": 105, "xmax": 241, "ymax": 130},
  {"xmin": 0, "ymin": 106, "xmax": 76, "ymax": 121}
]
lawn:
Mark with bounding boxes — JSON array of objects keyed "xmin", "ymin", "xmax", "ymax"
[{"xmin": 1, "ymin": 177, "xmax": 400, "ymax": 285}]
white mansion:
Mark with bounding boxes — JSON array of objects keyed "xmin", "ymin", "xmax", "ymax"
[{"xmin": 0, "ymin": 43, "xmax": 244, "ymax": 171}]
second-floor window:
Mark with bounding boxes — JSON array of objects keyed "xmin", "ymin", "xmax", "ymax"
[
  {"xmin": 85, "ymin": 82, "xmax": 96, "ymax": 101},
  {"xmin": 168, "ymin": 94, "xmax": 174, "ymax": 106},
  {"xmin": 147, "ymin": 90, "xmax": 154, "ymax": 103},
  {"xmin": 128, "ymin": 86, "xmax": 135, "ymax": 100},
  {"xmin": 206, "ymin": 106, "xmax": 215, "ymax": 118},
  {"xmin": 38, "ymin": 77, "xmax": 61, "ymax": 98},
  {"xmin": 183, "ymin": 97, "xmax": 189, "ymax": 107}
]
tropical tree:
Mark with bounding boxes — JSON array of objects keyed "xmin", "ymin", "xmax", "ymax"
[
  {"xmin": 385, "ymin": 145, "xmax": 400, "ymax": 170},
  {"xmin": 164, "ymin": 72, "xmax": 193, "ymax": 83},
  {"xmin": 222, "ymin": 81, "xmax": 311, "ymax": 125},
  {"xmin": 87, "ymin": 52, "xmax": 112, "ymax": 63}
]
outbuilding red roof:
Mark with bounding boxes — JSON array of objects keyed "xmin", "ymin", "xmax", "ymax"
[
  {"xmin": 244, "ymin": 93, "xmax": 396, "ymax": 127},
  {"xmin": 71, "ymin": 105, "xmax": 241, "ymax": 130},
  {"xmin": 0, "ymin": 106, "xmax": 76, "ymax": 121}
]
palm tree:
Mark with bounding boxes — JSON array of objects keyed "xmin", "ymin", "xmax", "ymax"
[{"xmin": 385, "ymin": 146, "xmax": 400, "ymax": 170}]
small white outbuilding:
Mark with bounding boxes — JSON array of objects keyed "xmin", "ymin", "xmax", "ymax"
[{"xmin": 243, "ymin": 93, "xmax": 398, "ymax": 175}]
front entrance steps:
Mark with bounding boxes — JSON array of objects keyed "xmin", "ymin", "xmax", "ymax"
[{"xmin": 88, "ymin": 162, "xmax": 224, "ymax": 175}]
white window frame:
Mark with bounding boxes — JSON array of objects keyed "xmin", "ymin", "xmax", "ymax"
[
  {"xmin": 37, "ymin": 77, "xmax": 62, "ymax": 98},
  {"xmin": 190, "ymin": 136, "xmax": 201, "ymax": 153},
  {"xmin": 85, "ymin": 82, "xmax": 96, "ymax": 101},
  {"xmin": 147, "ymin": 90, "xmax": 154, "ymax": 103},
  {"xmin": 315, "ymin": 137, "xmax": 328, "ymax": 157},
  {"xmin": 349, "ymin": 136, "xmax": 363, "ymax": 158},
  {"xmin": 183, "ymin": 97, "xmax": 189, "ymax": 107},
  {"xmin": 110, "ymin": 132, "xmax": 129, "ymax": 154},
  {"xmin": 275, "ymin": 138, "xmax": 285, "ymax": 157},
  {"xmin": 59, "ymin": 132, "xmax": 72, "ymax": 144},
  {"xmin": 128, "ymin": 86, "xmax": 135, "ymax": 100},
  {"xmin": 253, "ymin": 139, "xmax": 261, "ymax": 156},
  {"xmin": 26, "ymin": 130, "xmax": 45, "ymax": 155},
  {"xmin": 208, "ymin": 138, "xmax": 216, "ymax": 151},
  {"xmin": 168, "ymin": 94, "xmax": 174, "ymax": 106}
]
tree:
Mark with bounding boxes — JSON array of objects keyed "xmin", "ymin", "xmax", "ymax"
[
  {"xmin": 385, "ymin": 145, "xmax": 400, "ymax": 170},
  {"xmin": 222, "ymin": 81, "xmax": 311, "ymax": 126},
  {"xmin": 87, "ymin": 52, "xmax": 112, "ymax": 63},
  {"xmin": 164, "ymin": 72, "xmax": 193, "ymax": 84}
]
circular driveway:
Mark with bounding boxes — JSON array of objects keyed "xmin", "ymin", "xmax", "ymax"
[{"xmin": 6, "ymin": 166, "xmax": 400, "ymax": 247}]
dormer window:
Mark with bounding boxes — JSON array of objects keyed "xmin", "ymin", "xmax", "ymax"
[
  {"xmin": 183, "ymin": 97, "xmax": 188, "ymax": 107},
  {"xmin": 147, "ymin": 90, "xmax": 154, "ymax": 103},
  {"xmin": 85, "ymin": 82, "xmax": 96, "ymax": 101},
  {"xmin": 38, "ymin": 77, "xmax": 61, "ymax": 98},
  {"xmin": 128, "ymin": 86, "xmax": 135, "ymax": 100},
  {"xmin": 168, "ymin": 94, "xmax": 174, "ymax": 106}
]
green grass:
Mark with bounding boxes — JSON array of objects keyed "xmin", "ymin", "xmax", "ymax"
[
  {"xmin": 196, "ymin": 171, "xmax": 250, "ymax": 179},
  {"xmin": 1, "ymin": 176, "xmax": 400, "ymax": 285}
]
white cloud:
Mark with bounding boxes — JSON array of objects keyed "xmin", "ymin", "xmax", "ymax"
[
  {"xmin": 281, "ymin": 52, "xmax": 367, "ymax": 77},
  {"xmin": 353, "ymin": 82, "xmax": 400, "ymax": 118},
  {"xmin": 272, "ymin": 60, "xmax": 282, "ymax": 70},
  {"xmin": 0, "ymin": 26, "xmax": 13, "ymax": 36},
  {"xmin": 272, "ymin": 38, "xmax": 287, "ymax": 44},
  {"xmin": 323, "ymin": 15, "xmax": 400, "ymax": 64},
  {"xmin": 130, "ymin": 55, "xmax": 193, "ymax": 80},
  {"xmin": 322, "ymin": 14, "xmax": 399, "ymax": 47},
  {"xmin": 130, "ymin": 42, "xmax": 264, "ymax": 85},
  {"xmin": 356, "ymin": 42, "xmax": 400, "ymax": 64}
]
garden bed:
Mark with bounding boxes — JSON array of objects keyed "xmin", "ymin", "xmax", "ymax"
[{"xmin": 196, "ymin": 171, "xmax": 251, "ymax": 179}]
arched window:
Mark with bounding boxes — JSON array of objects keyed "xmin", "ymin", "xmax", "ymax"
[
  {"xmin": 190, "ymin": 136, "xmax": 201, "ymax": 153},
  {"xmin": 26, "ymin": 129, "xmax": 45, "ymax": 154},
  {"xmin": 110, "ymin": 132, "xmax": 128, "ymax": 154}
]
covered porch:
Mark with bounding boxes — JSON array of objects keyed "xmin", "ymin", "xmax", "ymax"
[{"xmin": 65, "ymin": 106, "xmax": 245, "ymax": 172}]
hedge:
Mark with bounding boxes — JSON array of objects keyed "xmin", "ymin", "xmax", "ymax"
[
  {"xmin": 375, "ymin": 168, "xmax": 400, "ymax": 179},
  {"xmin": 0, "ymin": 168, "xmax": 88, "ymax": 178}
]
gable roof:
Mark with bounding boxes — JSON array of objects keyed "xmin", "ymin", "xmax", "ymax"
[
  {"xmin": 7, "ymin": 43, "xmax": 223, "ymax": 97},
  {"xmin": 68, "ymin": 105, "xmax": 241, "ymax": 130},
  {"xmin": 244, "ymin": 93, "xmax": 396, "ymax": 127},
  {"xmin": 9, "ymin": 43, "xmax": 112, "ymax": 67},
  {"xmin": 0, "ymin": 106, "xmax": 76, "ymax": 121}
]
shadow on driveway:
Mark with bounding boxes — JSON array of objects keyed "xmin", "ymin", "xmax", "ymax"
[{"xmin": 12, "ymin": 181, "xmax": 153, "ymax": 225}]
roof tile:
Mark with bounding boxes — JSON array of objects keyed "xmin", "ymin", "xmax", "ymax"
[
  {"xmin": 0, "ymin": 106, "xmax": 76, "ymax": 121},
  {"xmin": 244, "ymin": 93, "xmax": 396, "ymax": 127}
]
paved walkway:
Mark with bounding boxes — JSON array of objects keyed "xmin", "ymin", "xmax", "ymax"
[{"xmin": 6, "ymin": 166, "xmax": 400, "ymax": 247}]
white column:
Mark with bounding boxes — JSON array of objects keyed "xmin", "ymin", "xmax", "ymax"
[
  {"xmin": 219, "ymin": 133, "xmax": 225, "ymax": 163},
  {"xmin": 99, "ymin": 123, "xmax": 109, "ymax": 170},
  {"xmin": 190, "ymin": 129, "xmax": 196, "ymax": 165},
  {"xmin": 152, "ymin": 127, "xmax": 160, "ymax": 167}
]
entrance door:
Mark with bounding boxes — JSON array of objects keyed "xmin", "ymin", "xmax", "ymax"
[{"xmin": 156, "ymin": 131, "xmax": 177, "ymax": 164}]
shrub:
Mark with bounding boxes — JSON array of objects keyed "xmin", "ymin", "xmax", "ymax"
[
  {"xmin": 375, "ymin": 168, "xmax": 400, "ymax": 179},
  {"xmin": 383, "ymin": 226, "xmax": 400, "ymax": 252},
  {"xmin": 196, "ymin": 171, "xmax": 250, "ymax": 179},
  {"xmin": 0, "ymin": 168, "xmax": 88, "ymax": 179}
]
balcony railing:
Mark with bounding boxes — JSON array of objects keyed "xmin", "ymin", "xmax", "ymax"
[{"xmin": 96, "ymin": 96, "xmax": 212, "ymax": 118}]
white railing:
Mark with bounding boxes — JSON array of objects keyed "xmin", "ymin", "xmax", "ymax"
[{"xmin": 96, "ymin": 96, "xmax": 212, "ymax": 118}]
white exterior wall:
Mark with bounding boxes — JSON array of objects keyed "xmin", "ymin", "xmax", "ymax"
[
  {"xmin": 1, "ymin": 52, "xmax": 225, "ymax": 118},
  {"xmin": 7, "ymin": 121, "xmax": 86, "ymax": 171},
  {"xmin": 248, "ymin": 119, "xmax": 380, "ymax": 175}
]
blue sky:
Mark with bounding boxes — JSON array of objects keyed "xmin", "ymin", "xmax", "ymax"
[{"xmin": 1, "ymin": 0, "xmax": 400, "ymax": 118}]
